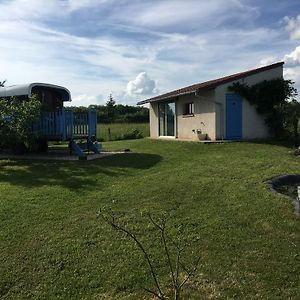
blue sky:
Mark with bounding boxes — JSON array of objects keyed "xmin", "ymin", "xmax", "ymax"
[{"xmin": 0, "ymin": 0, "xmax": 300, "ymax": 106}]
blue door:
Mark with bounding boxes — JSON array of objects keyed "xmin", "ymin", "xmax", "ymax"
[{"xmin": 226, "ymin": 94, "xmax": 242, "ymax": 139}]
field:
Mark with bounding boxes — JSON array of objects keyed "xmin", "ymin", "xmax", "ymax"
[
  {"xmin": 0, "ymin": 139, "xmax": 300, "ymax": 299},
  {"xmin": 97, "ymin": 123, "xmax": 149, "ymax": 141}
]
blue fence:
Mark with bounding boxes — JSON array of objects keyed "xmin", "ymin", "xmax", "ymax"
[{"xmin": 33, "ymin": 108, "xmax": 97, "ymax": 141}]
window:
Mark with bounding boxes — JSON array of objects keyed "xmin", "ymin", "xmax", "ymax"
[
  {"xmin": 159, "ymin": 101, "xmax": 176, "ymax": 136},
  {"xmin": 183, "ymin": 102, "xmax": 194, "ymax": 115}
]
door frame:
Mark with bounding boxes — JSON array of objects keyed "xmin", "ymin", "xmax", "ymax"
[
  {"xmin": 225, "ymin": 93, "xmax": 242, "ymax": 140},
  {"xmin": 158, "ymin": 101, "xmax": 177, "ymax": 137}
]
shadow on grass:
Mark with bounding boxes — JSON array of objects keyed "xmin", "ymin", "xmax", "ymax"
[
  {"xmin": 247, "ymin": 138, "xmax": 298, "ymax": 149},
  {"xmin": 0, "ymin": 153, "xmax": 162, "ymax": 190}
]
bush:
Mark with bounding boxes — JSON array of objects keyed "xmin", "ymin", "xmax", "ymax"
[
  {"xmin": 0, "ymin": 95, "xmax": 41, "ymax": 152},
  {"xmin": 122, "ymin": 129, "xmax": 144, "ymax": 140}
]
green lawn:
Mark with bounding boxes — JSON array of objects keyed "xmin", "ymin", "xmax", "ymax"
[
  {"xmin": 97, "ymin": 123, "xmax": 149, "ymax": 141},
  {"xmin": 0, "ymin": 139, "xmax": 300, "ymax": 299}
]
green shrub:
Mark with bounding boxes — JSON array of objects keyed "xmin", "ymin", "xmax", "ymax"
[
  {"xmin": 0, "ymin": 95, "xmax": 41, "ymax": 152},
  {"xmin": 122, "ymin": 129, "xmax": 144, "ymax": 140},
  {"xmin": 97, "ymin": 123, "xmax": 149, "ymax": 142}
]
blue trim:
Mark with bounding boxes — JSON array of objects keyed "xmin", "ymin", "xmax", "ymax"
[
  {"xmin": 61, "ymin": 107, "xmax": 66, "ymax": 141},
  {"xmin": 88, "ymin": 139, "xmax": 101, "ymax": 154},
  {"xmin": 226, "ymin": 94, "xmax": 242, "ymax": 140},
  {"xmin": 32, "ymin": 108, "xmax": 98, "ymax": 142},
  {"xmin": 70, "ymin": 140, "xmax": 85, "ymax": 157},
  {"xmin": 70, "ymin": 108, "xmax": 74, "ymax": 140},
  {"xmin": 70, "ymin": 139, "xmax": 101, "ymax": 158}
]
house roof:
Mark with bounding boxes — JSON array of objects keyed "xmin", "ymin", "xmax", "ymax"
[
  {"xmin": 137, "ymin": 62, "xmax": 284, "ymax": 105},
  {"xmin": 0, "ymin": 82, "xmax": 71, "ymax": 101}
]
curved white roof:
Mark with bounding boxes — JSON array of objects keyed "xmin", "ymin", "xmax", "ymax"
[{"xmin": 0, "ymin": 82, "xmax": 71, "ymax": 101}]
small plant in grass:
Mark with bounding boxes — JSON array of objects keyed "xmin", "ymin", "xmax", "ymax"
[{"xmin": 98, "ymin": 209, "xmax": 201, "ymax": 300}]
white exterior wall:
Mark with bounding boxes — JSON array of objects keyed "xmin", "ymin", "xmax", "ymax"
[
  {"xmin": 214, "ymin": 65, "xmax": 283, "ymax": 139},
  {"xmin": 149, "ymin": 102, "xmax": 159, "ymax": 138},
  {"xmin": 149, "ymin": 91, "xmax": 216, "ymax": 141},
  {"xmin": 176, "ymin": 91, "xmax": 216, "ymax": 141}
]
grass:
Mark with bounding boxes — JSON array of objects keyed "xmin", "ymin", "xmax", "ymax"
[
  {"xmin": 97, "ymin": 123, "xmax": 149, "ymax": 141},
  {"xmin": 0, "ymin": 139, "xmax": 300, "ymax": 299}
]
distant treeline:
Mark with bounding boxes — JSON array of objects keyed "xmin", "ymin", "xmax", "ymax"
[{"xmin": 70, "ymin": 104, "xmax": 149, "ymax": 124}]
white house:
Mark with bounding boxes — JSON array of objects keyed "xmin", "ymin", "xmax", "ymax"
[{"xmin": 137, "ymin": 62, "xmax": 284, "ymax": 141}]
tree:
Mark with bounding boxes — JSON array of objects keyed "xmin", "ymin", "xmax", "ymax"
[
  {"xmin": 106, "ymin": 93, "xmax": 116, "ymax": 123},
  {"xmin": 106, "ymin": 93, "xmax": 116, "ymax": 107},
  {"xmin": 283, "ymin": 100, "xmax": 300, "ymax": 146},
  {"xmin": 94, "ymin": 104, "xmax": 149, "ymax": 123},
  {"xmin": 0, "ymin": 95, "xmax": 41, "ymax": 152}
]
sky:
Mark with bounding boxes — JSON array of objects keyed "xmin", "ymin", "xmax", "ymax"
[{"xmin": 0, "ymin": 0, "xmax": 300, "ymax": 106}]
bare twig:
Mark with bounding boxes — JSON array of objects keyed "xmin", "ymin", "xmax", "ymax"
[
  {"xmin": 99, "ymin": 212, "xmax": 165, "ymax": 299},
  {"xmin": 179, "ymin": 255, "xmax": 201, "ymax": 288},
  {"xmin": 175, "ymin": 246, "xmax": 183, "ymax": 297},
  {"xmin": 100, "ymin": 210, "xmax": 201, "ymax": 300},
  {"xmin": 144, "ymin": 287, "xmax": 164, "ymax": 300},
  {"xmin": 0, "ymin": 80, "xmax": 6, "ymax": 87},
  {"xmin": 149, "ymin": 214, "xmax": 176, "ymax": 288}
]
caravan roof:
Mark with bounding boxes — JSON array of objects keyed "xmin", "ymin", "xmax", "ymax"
[{"xmin": 0, "ymin": 82, "xmax": 71, "ymax": 101}]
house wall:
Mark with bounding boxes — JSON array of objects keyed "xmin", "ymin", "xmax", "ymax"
[
  {"xmin": 215, "ymin": 65, "xmax": 283, "ymax": 139},
  {"xmin": 149, "ymin": 65, "xmax": 283, "ymax": 141},
  {"xmin": 149, "ymin": 90, "xmax": 216, "ymax": 140},
  {"xmin": 149, "ymin": 102, "xmax": 159, "ymax": 138},
  {"xmin": 176, "ymin": 91, "xmax": 216, "ymax": 141}
]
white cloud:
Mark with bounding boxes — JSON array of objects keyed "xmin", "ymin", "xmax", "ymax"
[
  {"xmin": 0, "ymin": 0, "xmax": 298, "ymax": 104},
  {"xmin": 127, "ymin": 72, "xmax": 158, "ymax": 96},
  {"xmin": 283, "ymin": 67, "xmax": 298, "ymax": 78},
  {"xmin": 113, "ymin": 0, "xmax": 259, "ymax": 30},
  {"xmin": 69, "ymin": 94, "xmax": 103, "ymax": 107},
  {"xmin": 259, "ymin": 44, "xmax": 300, "ymax": 96},
  {"xmin": 0, "ymin": 0, "xmax": 108, "ymax": 19},
  {"xmin": 284, "ymin": 45, "xmax": 300, "ymax": 67},
  {"xmin": 68, "ymin": 0, "xmax": 109, "ymax": 11},
  {"xmin": 283, "ymin": 15, "xmax": 300, "ymax": 40},
  {"xmin": 283, "ymin": 66, "xmax": 300, "ymax": 94},
  {"xmin": 259, "ymin": 56, "xmax": 278, "ymax": 67},
  {"xmin": 0, "ymin": 18, "xmax": 157, "ymax": 105},
  {"xmin": 283, "ymin": 45, "xmax": 300, "ymax": 94},
  {"xmin": 0, "ymin": 0, "xmax": 65, "ymax": 21}
]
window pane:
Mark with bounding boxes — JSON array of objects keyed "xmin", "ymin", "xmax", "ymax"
[
  {"xmin": 183, "ymin": 102, "xmax": 194, "ymax": 115},
  {"xmin": 167, "ymin": 102, "xmax": 175, "ymax": 136},
  {"xmin": 158, "ymin": 102, "xmax": 175, "ymax": 136},
  {"xmin": 158, "ymin": 103, "xmax": 165, "ymax": 136},
  {"xmin": 191, "ymin": 103, "xmax": 194, "ymax": 114}
]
